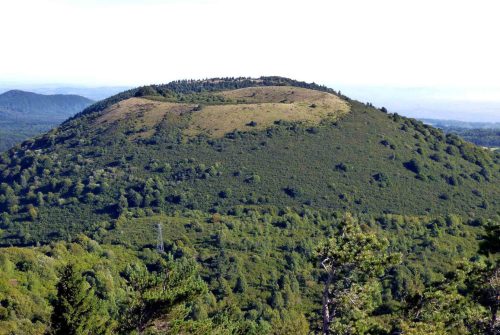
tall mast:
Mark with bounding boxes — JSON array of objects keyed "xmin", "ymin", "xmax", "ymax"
[{"xmin": 156, "ymin": 223, "xmax": 165, "ymax": 253}]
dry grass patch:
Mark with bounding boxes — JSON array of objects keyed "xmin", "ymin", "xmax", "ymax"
[
  {"xmin": 185, "ymin": 87, "xmax": 349, "ymax": 138},
  {"xmin": 95, "ymin": 98, "xmax": 195, "ymax": 139},
  {"xmin": 216, "ymin": 85, "xmax": 340, "ymax": 104}
]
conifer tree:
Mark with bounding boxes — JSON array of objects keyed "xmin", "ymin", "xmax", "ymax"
[
  {"xmin": 478, "ymin": 220, "xmax": 499, "ymax": 335},
  {"xmin": 117, "ymin": 194, "xmax": 128, "ymax": 214},
  {"xmin": 120, "ymin": 256, "xmax": 206, "ymax": 334},
  {"xmin": 49, "ymin": 263, "xmax": 107, "ymax": 335},
  {"xmin": 234, "ymin": 274, "xmax": 248, "ymax": 293},
  {"xmin": 317, "ymin": 214, "xmax": 401, "ymax": 335}
]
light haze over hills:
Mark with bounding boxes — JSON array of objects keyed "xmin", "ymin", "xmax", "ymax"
[
  {"xmin": 0, "ymin": 83, "xmax": 131, "ymax": 101},
  {"xmin": 1, "ymin": 0, "xmax": 500, "ymax": 331},
  {"xmin": 1, "ymin": 0, "xmax": 500, "ymax": 123},
  {"xmin": 2, "ymin": 82, "xmax": 498, "ymax": 123},
  {"xmin": 335, "ymin": 85, "xmax": 500, "ymax": 123}
]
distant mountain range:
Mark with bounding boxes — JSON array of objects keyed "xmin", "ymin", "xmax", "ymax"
[
  {"xmin": 0, "ymin": 77, "xmax": 498, "ymax": 334},
  {"xmin": 3, "ymin": 76, "xmax": 497, "ymax": 240},
  {"xmin": 0, "ymin": 90, "xmax": 94, "ymax": 151},
  {"xmin": 0, "ymin": 84, "xmax": 131, "ymax": 101},
  {"xmin": 420, "ymin": 118, "xmax": 500, "ymax": 129},
  {"xmin": 0, "ymin": 89, "xmax": 93, "ymax": 121}
]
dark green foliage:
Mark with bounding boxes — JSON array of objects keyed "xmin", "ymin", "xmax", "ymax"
[
  {"xmin": 0, "ymin": 238, "xmax": 245, "ymax": 334},
  {"xmin": 395, "ymin": 264, "xmax": 487, "ymax": 334},
  {"xmin": 49, "ymin": 263, "xmax": 107, "ymax": 335},
  {"xmin": 0, "ymin": 78, "xmax": 497, "ymax": 246},
  {"xmin": 403, "ymin": 158, "xmax": 421, "ymax": 174},
  {"xmin": 317, "ymin": 214, "xmax": 401, "ymax": 334},
  {"xmin": 335, "ymin": 162, "xmax": 349, "ymax": 172},
  {"xmin": 0, "ymin": 78, "xmax": 499, "ymax": 334},
  {"xmin": 283, "ymin": 186, "xmax": 301, "ymax": 198},
  {"xmin": 0, "ymin": 209, "xmax": 497, "ymax": 334},
  {"xmin": 0, "ymin": 121, "xmax": 59, "ymax": 152},
  {"xmin": 451, "ymin": 128, "xmax": 500, "ymax": 147},
  {"xmin": 119, "ymin": 256, "xmax": 206, "ymax": 333},
  {"xmin": 134, "ymin": 86, "xmax": 159, "ymax": 98},
  {"xmin": 372, "ymin": 172, "xmax": 390, "ymax": 187},
  {"xmin": 473, "ymin": 223, "xmax": 499, "ymax": 335},
  {"xmin": 395, "ymin": 220, "xmax": 499, "ymax": 334},
  {"xmin": 233, "ymin": 275, "xmax": 248, "ymax": 294},
  {"xmin": 481, "ymin": 221, "xmax": 500, "ymax": 255}
]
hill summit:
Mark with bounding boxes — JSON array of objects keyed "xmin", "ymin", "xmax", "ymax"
[
  {"xmin": 0, "ymin": 77, "xmax": 499, "ymax": 335},
  {"xmin": 0, "ymin": 76, "xmax": 498, "ymax": 244}
]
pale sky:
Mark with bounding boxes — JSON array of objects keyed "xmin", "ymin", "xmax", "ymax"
[{"xmin": 1, "ymin": 0, "xmax": 500, "ymax": 120}]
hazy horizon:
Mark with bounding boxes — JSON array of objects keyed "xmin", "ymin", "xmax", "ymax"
[
  {"xmin": 1, "ymin": 80, "xmax": 499, "ymax": 122},
  {"xmin": 1, "ymin": 0, "xmax": 499, "ymax": 122}
]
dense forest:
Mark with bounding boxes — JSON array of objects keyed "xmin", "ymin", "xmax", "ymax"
[
  {"xmin": 0, "ymin": 120, "xmax": 57, "ymax": 153},
  {"xmin": 0, "ymin": 77, "xmax": 498, "ymax": 334},
  {"xmin": 441, "ymin": 128, "xmax": 499, "ymax": 148}
]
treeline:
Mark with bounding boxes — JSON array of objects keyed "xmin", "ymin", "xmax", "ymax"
[
  {"xmin": 71, "ymin": 76, "xmax": 341, "ymax": 120},
  {"xmin": 446, "ymin": 128, "xmax": 500, "ymax": 148}
]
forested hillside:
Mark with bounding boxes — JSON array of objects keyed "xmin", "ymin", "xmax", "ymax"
[
  {"xmin": 0, "ymin": 90, "xmax": 93, "ymax": 120},
  {"xmin": 0, "ymin": 77, "xmax": 498, "ymax": 334},
  {"xmin": 0, "ymin": 90, "xmax": 93, "ymax": 151}
]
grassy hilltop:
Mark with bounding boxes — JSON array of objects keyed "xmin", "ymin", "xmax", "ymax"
[
  {"xmin": 1, "ymin": 77, "xmax": 498, "ymax": 242},
  {"xmin": 0, "ymin": 77, "xmax": 498, "ymax": 334}
]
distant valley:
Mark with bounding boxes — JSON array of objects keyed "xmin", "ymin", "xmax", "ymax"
[{"xmin": 420, "ymin": 118, "xmax": 500, "ymax": 149}]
